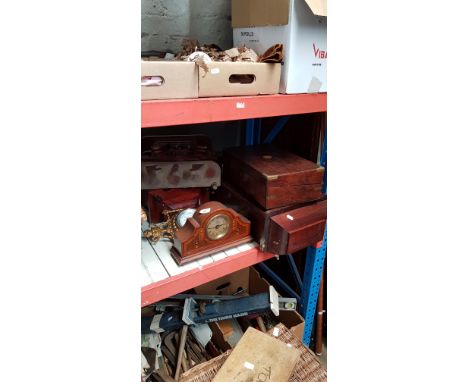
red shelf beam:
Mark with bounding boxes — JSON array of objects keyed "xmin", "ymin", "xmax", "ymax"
[
  {"xmin": 141, "ymin": 247, "xmax": 275, "ymax": 306},
  {"xmin": 141, "ymin": 93, "xmax": 327, "ymax": 128}
]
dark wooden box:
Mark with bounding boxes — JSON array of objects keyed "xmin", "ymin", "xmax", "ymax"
[
  {"xmin": 268, "ymin": 203, "xmax": 327, "ymax": 254},
  {"xmin": 144, "ymin": 188, "xmax": 209, "ymax": 223},
  {"xmin": 214, "ymin": 182, "xmax": 326, "ymax": 255},
  {"xmin": 223, "ymin": 145, "xmax": 324, "ymax": 209}
]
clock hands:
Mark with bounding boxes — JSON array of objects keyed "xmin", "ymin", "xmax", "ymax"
[{"xmin": 212, "ymin": 223, "xmax": 225, "ymax": 229}]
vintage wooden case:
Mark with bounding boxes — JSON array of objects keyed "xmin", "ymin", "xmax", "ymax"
[
  {"xmin": 141, "ymin": 134, "xmax": 215, "ymax": 162},
  {"xmin": 268, "ymin": 203, "xmax": 327, "ymax": 254},
  {"xmin": 144, "ymin": 188, "xmax": 210, "ymax": 223},
  {"xmin": 215, "ymin": 183, "xmax": 326, "ymax": 255},
  {"xmin": 171, "ymin": 201, "xmax": 252, "ymax": 265},
  {"xmin": 223, "ymin": 145, "xmax": 324, "ymax": 209}
]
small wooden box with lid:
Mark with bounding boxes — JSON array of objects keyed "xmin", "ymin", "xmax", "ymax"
[{"xmin": 221, "ymin": 145, "xmax": 326, "ymax": 255}]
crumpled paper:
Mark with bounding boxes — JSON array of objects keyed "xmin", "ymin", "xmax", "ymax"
[
  {"xmin": 258, "ymin": 44, "xmax": 284, "ymax": 63},
  {"xmin": 172, "ymin": 39, "xmax": 284, "ymax": 75},
  {"xmin": 176, "ymin": 39, "xmax": 260, "ymax": 63}
]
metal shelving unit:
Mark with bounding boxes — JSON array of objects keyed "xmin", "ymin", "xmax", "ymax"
[
  {"xmin": 141, "ymin": 244, "xmax": 275, "ymax": 306},
  {"xmin": 141, "ymin": 93, "xmax": 327, "ymax": 347},
  {"xmin": 141, "ymin": 93, "xmax": 326, "ymax": 127}
]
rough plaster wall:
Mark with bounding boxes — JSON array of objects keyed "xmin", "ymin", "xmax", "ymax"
[{"xmin": 141, "ymin": 0, "xmax": 232, "ymax": 53}]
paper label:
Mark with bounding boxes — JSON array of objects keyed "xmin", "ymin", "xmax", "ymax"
[
  {"xmin": 236, "ymin": 102, "xmax": 245, "ymax": 109},
  {"xmin": 210, "ymin": 68, "xmax": 220, "ymax": 74}
]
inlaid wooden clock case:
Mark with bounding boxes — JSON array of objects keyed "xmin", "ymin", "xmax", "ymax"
[{"xmin": 171, "ymin": 201, "xmax": 252, "ymax": 265}]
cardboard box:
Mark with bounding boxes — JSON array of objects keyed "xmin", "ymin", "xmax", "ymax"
[
  {"xmin": 194, "ymin": 267, "xmax": 250, "ymax": 296},
  {"xmin": 232, "ymin": 0, "xmax": 327, "ymax": 94},
  {"xmin": 194, "ymin": 267, "xmax": 305, "ymax": 350},
  {"xmin": 198, "ymin": 62, "xmax": 281, "ymax": 97},
  {"xmin": 212, "ymin": 327, "xmax": 301, "ymax": 382},
  {"xmin": 141, "ymin": 61, "xmax": 198, "ymax": 100}
]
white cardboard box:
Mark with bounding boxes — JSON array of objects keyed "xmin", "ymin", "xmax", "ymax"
[{"xmin": 232, "ymin": 0, "xmax": 327, "ymax": 94}]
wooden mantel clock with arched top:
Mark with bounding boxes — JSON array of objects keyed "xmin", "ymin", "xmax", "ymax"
[{"xmin": 171, "ymin": 201, "xmax": 252, "ymax": 265}]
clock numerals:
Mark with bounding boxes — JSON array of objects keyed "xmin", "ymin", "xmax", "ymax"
[{"xmin": 206, "ymin": 214, "xmax": 231, "ymax": 240}]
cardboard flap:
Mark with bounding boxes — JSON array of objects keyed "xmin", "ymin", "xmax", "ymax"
[
  {"xmin": 232, "ymin": 0, "xmax": 290, "ymax": 28},
  {"xmin": 304, "ymin": 0, "xmax": 327, "ymax": 16}
]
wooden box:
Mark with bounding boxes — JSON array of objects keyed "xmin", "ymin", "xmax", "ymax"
[
  {"xmin": 223, "ymin": 145, "xmax": 324, "ymax": 209},
  {"xmin": 268, "ymin": 203, "xmax": 327, "ymax": 254},
  {"xmin": 215, "ymin": 182, "xmax": 326, "ymax": 254},
  {"xmin": 144, "ymin": 188, "xmax": 209, "ymax": 223}
]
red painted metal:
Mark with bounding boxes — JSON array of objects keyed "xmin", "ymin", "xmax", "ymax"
[
  {"xmin": 141, "ymin": 93, "xmax": 327, "ymax": 128},
  {"xmin": 141, "ymin": 247, "xmax": 275, "ymax": 306}
]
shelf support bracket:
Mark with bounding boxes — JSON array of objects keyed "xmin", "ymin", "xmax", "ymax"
[
  {"xmin": 263, "ymin": 116, "xmax": 289, "ymax": 144},
  {"xmin": 256, "ymin": 262, "xmax": 302, "ymax": 304},
  {"xmin": 286, "ymin": 254, "xmax": 303, "ymax": 291}
]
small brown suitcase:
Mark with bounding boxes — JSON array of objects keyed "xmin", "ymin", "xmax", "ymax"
[
  {"xmin": 214, "ymin": 182, "xmax": 326, "ymax": 254},
  {"xmin": 223, "ymin": 145, "xmax": 324, "ymax": 209}
]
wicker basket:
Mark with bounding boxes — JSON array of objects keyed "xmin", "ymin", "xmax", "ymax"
[
  {"xmin": 179, "ymin": 351, "xmax": 231, "ymax": 382},
  {"xmin": 179, "ymin": 323, "xmax": 326, "ymax": 382},
  {"xmin": 268, "ymin": 323, "xmax": 327, "ymax": 382}
]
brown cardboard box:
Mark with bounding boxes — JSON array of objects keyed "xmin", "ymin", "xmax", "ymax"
[
  {"xmin": 198, "ymin": 62, "xmax": 281, "ymax": 97},
  {"xmin": 213, "ymin": 327, "xmax": 301, "ymax": 382},
  {"xmin": 194, "ymin": 267, "xmax": 250, "ymax": 296},
  {"xmin": 141, "ymin": 61, "xmax": 198, "ymax": 100},
  {"xmin": 195, "ymin": 267, "xmax": 305, "ymax": 350}
]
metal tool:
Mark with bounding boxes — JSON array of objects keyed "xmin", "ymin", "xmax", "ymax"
[{"xmin": 142, "ymin": 287, "xmax": 297, "ymax": 334}]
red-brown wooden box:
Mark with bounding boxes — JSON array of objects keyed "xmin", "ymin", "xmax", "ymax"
[
  {"xmin": 222, "ymin": 145, "xmax": 324, "ymax": 210},
  {"xmin": 268, "ymin": 202, "xmax": 327, "ymax": 254},
  {"xmin": 214, "ymin": 182, "xmax": 326, "ymax": 254}
]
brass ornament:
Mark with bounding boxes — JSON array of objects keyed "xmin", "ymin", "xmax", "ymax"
[{"xmin": 143, "ymin": 209, "xmax": 184, "ymax": 243}]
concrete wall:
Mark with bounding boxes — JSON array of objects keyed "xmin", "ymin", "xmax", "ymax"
[{"xmin": 141, "ymin": 0, "xmax": 233, "ymax": 53}]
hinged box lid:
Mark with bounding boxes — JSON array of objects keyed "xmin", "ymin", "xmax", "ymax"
[
  {"xmin": 223, "ymin": 145, "xmax": 324, "ymax": 209},
  {"xmin": 224, "ymin": 145, "xmax": 324, "ymax": 183}
]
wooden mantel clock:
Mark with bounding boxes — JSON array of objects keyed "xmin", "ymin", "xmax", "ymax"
[{"xmin": 171, "ymin": 201, "xmax": 252, "ymax": 265}]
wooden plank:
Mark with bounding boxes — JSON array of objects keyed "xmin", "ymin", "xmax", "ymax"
[
  {"xmin": 224, "ymin": 246, "xmax": 241, "ymax": 257},
  {"xmin": 197, "ymin": 255, "xmax": 214, "ymax": 266},
  {"xmin": 213, "ymin": 327, "xmax": 301, "ymax": 382},
  {"xmin": 141, "ymin": 239, "xmax": 169, "ymax": 284},
  {"xmin": 151, "ymin": 239, "xmax": 199, "ymax": 276},
  {"xmin": 211, "ymin": 250, "xmax": 228, "ymax": 262},
  {"xmin": 237, "ymin": 241, "xmax": 257, "ymax": 252},
  {"xmin": 141, "ymin": 263, "xmax": 152, "ymax": 285}
]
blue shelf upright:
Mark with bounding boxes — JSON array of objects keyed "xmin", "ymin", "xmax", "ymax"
[{"xmin": 245, "ymin": 116, "xmax": 328, "ymax": 348}]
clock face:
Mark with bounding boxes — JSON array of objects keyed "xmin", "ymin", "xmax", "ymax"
[{"xmin": 206, "ymin": 214, "xmax": 231, "ymax": 240}]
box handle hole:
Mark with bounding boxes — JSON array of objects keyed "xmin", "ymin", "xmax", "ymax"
[
  {"xmin": 141, "ymin": 76, "xmax": 165, "ymax": 87},
  {"xmin": 229, "ymin": 74, "xmax": 255, "ymax": 84},
  {"xmin": 215, "ymin": 282, "xmax": 231, "ymax": 291}
]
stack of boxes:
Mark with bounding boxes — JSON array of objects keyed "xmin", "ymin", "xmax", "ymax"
[{"xmin": 141, "ymin": 0, "xmax": 327, "ymax": 100}]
